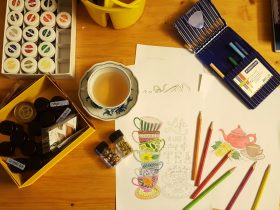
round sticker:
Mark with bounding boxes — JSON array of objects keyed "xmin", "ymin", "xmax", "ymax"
[
  {"xmin": 8, "ymin": 0, "xmax": 24, "ymax": 12},
  {"xmin": 41, "ymin": 0, "xmax": 57, "ymax": 12},
  {"xmin": 56, "ymin": 12, "xmax": 71, "ymax": 29},
  {"xmin": 38, "ymin": 42, "xmax": 55, "ymax": 57},
  {"xmin": 6, "ymin": 26, "xmax": 22, "ymax": 42},
  {"xmin": 5, "ymin": 42, "xmax": 21, "ymax": 58},
  {"xmin": 23, "ymin": 26, "xmax": 39, "ymax": 42},
  {"xmin": 24, "ymin": 11, "xmax": 39, "ymax": 27},
  {"xmin": 21, "ymin": 57, "xmax": 37, "ymax": 74},
  {"xmin": 40, "ymin": 11, "xmax": 56, "ymax": 27},
  {"xmin": 38, "ymin": 57, "xmax": 55, "ymax": 73},
  {"xmin": 7, "ymin": 11, "xmax": 23, "ymax": 26},
  {"xmin": 25, "ymin": 0, "xmax": 40, "ymax": 12},
  {"xmin": 39, "ymin": 26, "xmax": 56, "ymax": 42},
  {"xmin": 4, "ymin": 58, "xmax": 20, "ymax": 74},
  {"xmin": 22, "ymin": 42, "xmax": 37, "ymax": 57}
]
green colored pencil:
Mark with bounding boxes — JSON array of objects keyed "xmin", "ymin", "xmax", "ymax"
[{"xmin": 183, "ymin": 167, "xmax": 236, "ymax": 210}]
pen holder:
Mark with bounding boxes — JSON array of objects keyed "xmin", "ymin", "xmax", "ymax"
[{"xmin": 80, "ymin": 0, "xmax": 145, "ymax": 29}]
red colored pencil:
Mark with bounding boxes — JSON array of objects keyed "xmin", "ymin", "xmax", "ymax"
[
  {"xmin": 195, "ymin": 121, "xmax": 213, "ymax": 186},
  {"xmin": 190, "ymin": 150, "xmax": 231, "ymax": 199},
  {"xmin": 225, "ymin": 161, "xmax": 257, "ymax": 210}
]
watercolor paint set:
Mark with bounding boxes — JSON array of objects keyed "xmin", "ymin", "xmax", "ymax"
[
  {"xmin": 174, "ymin": 0, "xmax": 280, "ymax": 109},
  {"xmin": 1, "ymin": 0, "xmax": 76, "ymax": 79}
]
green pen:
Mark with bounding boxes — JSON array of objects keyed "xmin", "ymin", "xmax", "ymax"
[
  {"xmin": 228, "ymin": 56, "xmax": 238, "ymax": 67},
  {"xmin": 183, "ymin": 167, "xmax": 236, "ymax": 210}
]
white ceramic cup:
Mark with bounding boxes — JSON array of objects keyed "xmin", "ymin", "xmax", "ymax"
[{"xmin": 87, "ymin": 64, "xmax": 132, "ymax": 109}]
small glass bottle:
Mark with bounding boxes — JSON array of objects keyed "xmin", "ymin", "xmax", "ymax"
[
  {"xmin": 109, "ymin": 130, "xmax": 133, "ymax": 158},
  {"xmin": 95, "ymin": 141, "xmax": 121, "ymax": 168}
]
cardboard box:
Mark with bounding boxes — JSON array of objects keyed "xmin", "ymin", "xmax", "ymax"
[
  {"xmin": 1, "ymin": 0, "xmax": 77, "ymax": 79},
  {"xmin": 0, "ymin": 75, "xmax": 95, "ymax": 188}
]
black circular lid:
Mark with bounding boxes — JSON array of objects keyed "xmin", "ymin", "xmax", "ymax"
[
  {"xmin": 109, "ymin": 130, "xmax": 123, "ymax": 143},
  {"xmin": 27, "ymin": 156, "xmax": 44, "ymax": 170},
  {"xmin": 20, "ymin": 141, "xmax": 37, "ymax": 156},
  {"xmin": 10, "ymin": 130, "xmax": 29, "ymax": 147},
  {"xmin": 34, "ymin": 97, "xmax": 50, "ymax": 113},
  {"xmin": 39, "ymin": 110, "xmax": 56, "ymax": 128},
  {"xmin": 28, "ymin": 118, "xmax": 42, "ymax": 136},
  {"xmin": 95, "ymin": 141, "xmax": 109, "ymax": 155},
  {"xmin": 0, "ymin": 120, "xmax": 18, "ymax": 136},
  {"xmin": 0, "ymin": 142, "xmax": 15, "ymax": 156}
]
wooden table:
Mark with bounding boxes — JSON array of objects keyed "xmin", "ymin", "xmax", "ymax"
[{"xmin": 0, "ymin": 0, "xmax": 279, "ymax": 209}]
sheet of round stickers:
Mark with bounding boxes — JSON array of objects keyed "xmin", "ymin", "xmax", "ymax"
[{"xmin": 4, "ymin": 0, "xmax": 72, "ymax": 74}]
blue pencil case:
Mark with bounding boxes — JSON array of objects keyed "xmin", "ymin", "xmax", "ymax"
[{"xmin": 174, "ymin": 0, "xmax": 280, "ymax": 109}]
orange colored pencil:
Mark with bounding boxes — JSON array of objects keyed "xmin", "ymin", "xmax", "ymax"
[
  {"xmin": 192, "ymin": 111, "xmax": 202, "ymax": 181},
  {"xmin": 225, "ymin": 161, "xmax": 257, "ymax": 210},
  {"xmin": 195, "ymin": 121, "xmax": 213, "ymax": 186},
  {"xmin": 191, "ymin": 150, "xmax": 231, "ymax": 199}
]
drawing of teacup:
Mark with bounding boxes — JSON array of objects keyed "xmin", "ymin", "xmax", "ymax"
[
  {"xmin": 138, "ymin": 138, "xmax": 165, "ymax": 152},
  {"xmin": 132, "ymin": 130, "xmax": 160, "ymax": 143},
  {"xmin": 133, "ymin": 150, "xmax": 161, "ymax": 163},
  {"xmin": 246, "ymin": 143, "xmax": 263, "ymax": 157},
  {"xmin": 141, "ymin": 161, "xmax": 164, "ymax": 170},
  {"xmin": 135, "ymin": 167, "xmax": 160, "ymax": 177},
  {"xmin": 131, "ymin": 175, "xmax": 158, "ymax": 192},
  {"xmin": 133, "ymin": 116, "xmax": 162, "ymax": 131}
]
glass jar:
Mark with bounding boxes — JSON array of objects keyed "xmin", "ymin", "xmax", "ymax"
[
  {"xmin": 109, "ymin": 130, "xmax": 133, "ymax": 158},
  {"xmin": 95, "ymin": 141, "xmax": 121, "ymax": 168}
]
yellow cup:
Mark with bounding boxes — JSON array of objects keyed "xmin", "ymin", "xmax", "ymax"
[{"xmin": 80, "ymin": 0, "xmax": 145, "ymax": 29}]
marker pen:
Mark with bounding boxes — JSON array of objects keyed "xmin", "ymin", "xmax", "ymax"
[
  {"xmin": 21, "ymin": 57, "xmax": 37, "ymax": 74},
  {"xmin": 5, "ymin": 42, "xmax": 21, "ymax": 58},
  {"xmin": 7, "ymin": 11, "xmax": 23, "ymax": 27},
  {"xmin": 4, "ymin": 58, "xmax": 20, "ymax": 74},
  {"xmin": 57, "ymin": 12, "xmax": 71, "ymax": 29},
  {"xmin": 38, "ymin": 57, "xmax": 55, "ymax": 74},
  {"xmin": 22, "ymin": 42, "xmax": 38, "ymax": 57},
  {"xmin": 25, "ymin": 0, "xmax": 41, "ymax": 12},
  {"xmin": 23, "ymin": 26, "xmax": 39, "ymax": 42},
  {"xmin": 39, "ymin": 26, "xmax": 56, "ymax": 42},
  {"xmin": 24, "ymin": 11, "xmax": 40, "ymax": 27},
  {"xmin": 40, "ymin": 11, "xmax": 56, "ymax": 27},
  {"xmin": 8, "ymin": 0, "xmax": 24, "ymax": 12},
  {"xmin": 38, "ymin": 42, "xmax": 55, "ymax": 57},
  {"xmin": 6, "ymin": 26, "xmax": 22, "ymax": 42}
]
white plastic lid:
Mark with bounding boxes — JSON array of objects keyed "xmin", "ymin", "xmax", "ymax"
[
  {"xmin": 40, "ymin": 11, "xmax": 56, "ymax": 27},
  {"xmin": 6, "ymin": 26, "xmax": 22, "ymax": 42},
  {"xmin": 24, "ymin": 11, "xmax": 40, "ymax": 27},
  {"xmin": 8, "ymin": 0, "xmax": 24, "ymax": 12},
  {"xmin": 4, "ymin": 58, "xmax": 20, "ymax": 74},
  {"xmin": 23, "ymin": 26, "xmax": 39, "ymax": 42},
  {"xmin": 5, "ymin": 42, "xmax": 21, "ymax": 58},
  {"xmin": 7, "ymin": 11, "xmax": 23, "ymax": 27},
  {"xmin": 38, "ymin": 57, "xmax": 55, "ymax": 74},
  {"xmin": 21, "ymin": 57, "xmax": 38, "ymax": 74},
  {"xmin": 22, "ymin": 42, "xmax": 38, "ymax": 57},
  {"xmin": 41, "ymin": 0, "xmax": 57, "ymax": 12},
  {"xmin": 38, "ymin": 42, "xmax": 55, "ymax": 57},
  {"xmin": 25, "ymin": 0, "xmax": 41, "ymax": 12},
  {"xmin": 56, "ymin": 12, "xmax": 71, "ymax": 29},
  {"xmin": 39, "ymin": 26, "xmax": 56, "ymax": 42}
]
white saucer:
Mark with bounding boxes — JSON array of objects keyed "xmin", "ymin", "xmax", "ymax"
[{"xmin": 78, "ymin": 61, "xmax": 139, "ymax": 121}]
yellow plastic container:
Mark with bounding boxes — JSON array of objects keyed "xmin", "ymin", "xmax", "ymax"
[{"xmin": 81, "ymin": 0, "xmax": 145, "ymax": 29}]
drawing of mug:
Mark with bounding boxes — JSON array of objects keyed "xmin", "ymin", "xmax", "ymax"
[
  {"xmin": 135, "ymin": 167, "xmax": 160, "ymax": 177},
  {"xmin": 133, "ymin": 116, "xmax": 162, "ymax": 131},
  {"xmin": 133, "ymin": 150, "xmax": 161, "ymax": 163},
  {"xmin": 132, "ymin": 130, "xmax": 160, "ymax": 143},
  {"xmin": 131, "ymin": 175, "xmax": 158, "ymax": 192},
  {"xmin": 138, "ymin": 138, "xmax": 165, "ymax": 152},
  {"xmin": 141, "ymin": 161, "xmax": 164, "ymax": 170},
  {"xmin": 246, "ymin": 143, "xmax": 263, "ymax": 157}
]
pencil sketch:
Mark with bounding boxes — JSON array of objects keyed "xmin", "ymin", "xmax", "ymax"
[{"xmin": 142, "ymin": 83, "xmax": 191, "ymax": 94}]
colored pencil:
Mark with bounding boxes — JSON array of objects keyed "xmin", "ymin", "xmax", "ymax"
[
  {"xmin": 195, "ymin": 121, "xmax": 213, "ymax": 186},
  {"xmin": 229, "ymin": 42, "xmax": 246, "ymax": 59},
  {"xmin": 210, "ymin": 63, "xmax": 225, "ymax": 78},
  {"xmin": 251, "ymin": 164, "xmax": 271, "ymax": 210},
  {"xmin": 225, "ymin": 161, "xmax": 257, "ymax": 210},
  {"xmin": 228, "ymin": 56, "xmax": 238, "ymax": 67},
  {"xmin": 192, "ymin": 111, "xmax": 202, "ymax": 181},
  {"xmin": 183, "ymin": 167, "xmax": 236, "ymax": 210},
  {"xmin": 234, "ymin": 41, "xmax": 249, "ymax": 56},
  {"xmin": 190, "ymin": 150, "xmax": 232, "ymax": 199}
]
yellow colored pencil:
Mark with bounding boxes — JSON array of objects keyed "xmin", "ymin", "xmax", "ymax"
[
  {"xmin": 192, "ymin": 111, "xmax": 202, "ymax": 181},
  {"xmin": 251, "ymin": 164, "xmax": 271, "ymax": 210},
  {"xmin": 210, "ymin": 63, "xmax": 225, "ymax": 79}
]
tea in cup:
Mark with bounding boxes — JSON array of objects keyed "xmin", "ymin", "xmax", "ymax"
[
  {"xmin": 133, "ymin": 150, "xmax": 160, "ymax": 163},
  {"xmin": 246, "ymin": 143, "xmax": 263, "ymax": 157},
  {"xmin": 138, "ymin": 138, "xmax": 165, "ymax": 152},
  {"xmin": 87, "ymin": 63, "xmax": 131, "ymax": 108},
  {"xmin": 133, "ymin": 116, "xmax": 162, "ymax": 131},
  {"xmin": 132, "ymin": 130, "xmax": 160, "ymax": 143},
  {"xmin": 131, "ymin": 175, "xmax": 158, "ymax": 192},
  {"xmin": 135, "ymin": 167, "xmax": 160, "ymax": 177}
]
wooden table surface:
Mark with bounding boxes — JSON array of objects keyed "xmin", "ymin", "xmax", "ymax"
[{"xmin": 0, "ymin": 0, "xmax": 279, "ymax": 210}]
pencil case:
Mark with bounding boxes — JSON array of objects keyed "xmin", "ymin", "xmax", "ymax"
[{"xmin": 174, "ymin": 0, "xmax": 280, "ymax": 109}]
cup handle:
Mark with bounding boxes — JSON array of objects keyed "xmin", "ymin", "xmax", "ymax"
[
  {"xmin": 133, "ymin": 150, "xmax": 141, "ymax": 162},
  {"xmin": 133, "ymin": 117, "xmax": 141, "ymax": 130},
  {"xmin": 158, "ymin": 138, "xmax": 166, "ymax": 152},
  {"xmin": 158, "ymin": 161, "xmax": 164, "ymax": 170},
  {"xmin": 131, "ymin": 177, "xmax": 140, "ymax": 187},
  {"xmin": 134, "ymin": 168, "xmax": 140, "ymax": 177},
  {"xmin": 132, "ymin": 131, "xmax": 140, "ymax": 143}
]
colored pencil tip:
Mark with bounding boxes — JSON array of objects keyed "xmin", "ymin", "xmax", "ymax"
[
  {"xmin": 199, "ymin": 111, "xmax": 202, "ymax": 118},
  {"xmin": 252, "ymin": 161, "xmax": 257, "ymax": 169},
  {"xmin": 229, "ymin": 167, "xmax": 236, "ymax": 173},
  {"xmin": 210, "ymin": 121, "xmax": 213, "ymax": 129}
]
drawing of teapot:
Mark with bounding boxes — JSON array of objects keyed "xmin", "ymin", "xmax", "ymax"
[{"xmin": 219, "ymin": 125, "xmax": 256, "ymax": 149}]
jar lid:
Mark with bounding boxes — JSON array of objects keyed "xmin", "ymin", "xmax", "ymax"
[
  {"xmin": 38, "ymin": 42, "xmax": 55, "ymax": 57},
  {"xmin": 10, "ymin": 130, "xmax": 29, "ymax": 147},
  {"xmin": 24, "ymin": 11, "xmax": 40, "ymax": 27},
  {"xmin": 4, "ymin": 58, "xmax": 20, "ymax": 74},
  {"xmin": 38, "ymin": 57, "xmax": 55, "ymax": 74},
  {"xmin": 7, "ymin": 11, "xmax": 23, "ymax": 26},
  {"xmin": 95, "ymin": 141, "xmax": 109, "ymax": 155},
  {"xmin": 109, "ymin": 129, "xmax": 124, "ymax": 143},
  {"xmin": 0, "ymin": 120, "xmax": 22, "ymax": 136},
  {"xmin": 25, "ymin": 0, "xmax": 41, "ymax": 12},
  {"xmin": 22, "ymin": 42, "xmax": 37, "ymax": 58},
  {"xmin": 20, "ymin": 141, "xmax": 37, "ymax": 156},
  {"xmin": 40, "ymin": 11, "xmax": 56, "ymax": 27},
  {"xmin": 23, "ymin": 26, "xmax": 39, "ymax": 42},
  {"xmin": 56, "ymin": 12, "xmax": 71, "ymax": 29},
  {"xmin": 39, "ymin": 110, "xmax": 56, "ymax": 128},
  {"xmin": 34, "ymin": 97, "xmax": 50, "ymax": 113},
  {"xmin": 39, "ymin": 26, "xmax": 56, "ymax": 42},
  {"xmin": 0, "ymin": 142, "xmax": 16, "ymax": 156},
  {"xmin": 6, "ymin": 26, "xmax": 22, "ymax": 42},
  {"xmin": 8, "ymin": 0, "xmax": 24, "ymax": 12},
  {"xmin": 41, "ymin": 0, "xmax": 57, "ymax": 12},
  {"xmin": 14, "ymin": 101, "xmax": 37, "ymax": 123},
  {"xmin": 5, "ymin": 42, "xmax": 21, "ymax": 58},
  {"xmin": 28, "ymin": 119, "xmax": 42, "ymax": 136},
  {"xmin": 21, "ymin": 57, "xmax": 37, "ymax": 74}
]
